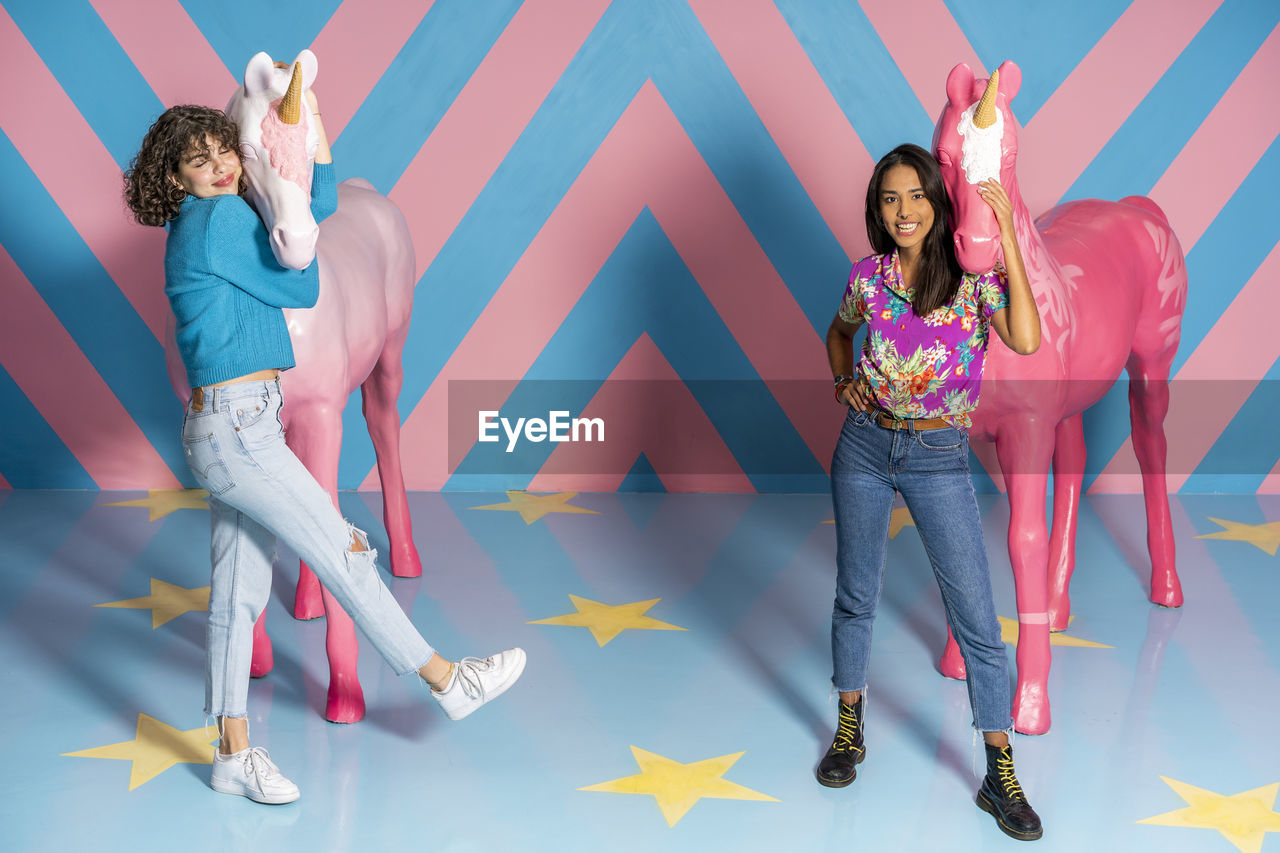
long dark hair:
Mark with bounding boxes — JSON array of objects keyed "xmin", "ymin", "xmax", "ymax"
[
  {"xmin": 123, "ymin": 105, "xmax": 243, "ymax": 227},
  {"xmin": 864, "ymin": 143, "xmax": 963, "ymax": 316}
]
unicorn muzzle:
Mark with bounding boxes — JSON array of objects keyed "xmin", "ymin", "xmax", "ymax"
[
  {"xmin": 270, "ymin": 225, "xmax": 320, "ymax": 271},
  {"xmin": 954, "ymin": 233, "xmax": 1000, "ymax": 275}
]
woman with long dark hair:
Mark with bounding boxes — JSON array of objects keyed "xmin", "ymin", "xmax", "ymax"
[{"xmin": 819, "ymin": 143, "xmax": 1044, "ymax": 841}]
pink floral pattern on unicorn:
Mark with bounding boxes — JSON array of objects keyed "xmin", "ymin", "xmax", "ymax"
[{"xmin": 932, "ymin": 62, "xmax": 1187, "ymax": 734}]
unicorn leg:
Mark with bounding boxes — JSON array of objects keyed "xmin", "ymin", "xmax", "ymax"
[
  {"xmin": 1126, "ymin": 352, "xmax": 1181, "ymax": 608},
  {"xmin": 995, "ymin": 421, "xmax": 1055, "ymax": 735},
  {"xmin": 1047, "ymin": 413, "xmax": 1085, "ymax": 632},
  {"xmin": 283, "ymin": 398, "xmax": 366, "ymax": 723},
  {"xmin": 940, "ymin": 624, "xmax": 966, "ymax": 680},
  {"xmin": 361, "ymin": 327, "xmax": 422, "ymax": 578}
]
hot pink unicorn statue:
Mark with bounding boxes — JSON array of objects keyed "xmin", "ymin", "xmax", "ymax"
[
  {"xmin": 932, "ymin": 61, "xmax": 1186, "ymax": 734},
  {"xmin": 166, "ymin": 49, "xmax": 420, "ymax": 723}
]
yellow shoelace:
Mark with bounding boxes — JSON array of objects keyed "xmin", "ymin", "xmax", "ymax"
[
  {"xmin": 996, "ymin": 752, "xmax": 1027, "ymax": 802},
  {"xmin": 833, "ymin": 704, "xmax": 862, "ymax": 753}
]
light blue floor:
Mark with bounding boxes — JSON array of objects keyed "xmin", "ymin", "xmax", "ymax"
[{"xmin": 2, "ymin": 489, "xmax": 1278, "ymax": 852}]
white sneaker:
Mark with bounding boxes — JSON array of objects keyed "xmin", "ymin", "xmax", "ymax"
[
  {"xmin": 210, "ymin": 746, "xmax": 300, "ymax": 804},
  {"xmin": 431, "ymin": 648, "xmax": 526, "ymax": 721}
]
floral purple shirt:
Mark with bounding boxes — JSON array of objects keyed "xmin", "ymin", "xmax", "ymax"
[{"xmin": 838, "ymin": 251, "xmax": 1009, "ymax": 428}]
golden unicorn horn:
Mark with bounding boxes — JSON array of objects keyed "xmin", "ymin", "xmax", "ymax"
[
  {"xmin": 277, "ymin": 62, "xmax": 303, "ymax": 124},
  {"xmin": 973, "ymin": 70, "xmax": 1000, "ymax": 129}
]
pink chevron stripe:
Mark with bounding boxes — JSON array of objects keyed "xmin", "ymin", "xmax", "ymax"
[
  {"xmin": 1150, "ymin": 24, "xmax": 1280, "ymax": 252},
  {"xmin": 1090, "ymin": 240, "xmax": 1280, "ymax": 493},
  {"xmin": 369, "ymin": 82, "xmax": 833, "ymax": 489},
  {"xmin": 690, "ymin": 0, "xmax": 872, "ymax": 260},
  {"xmin": 529, "ymin": 334, "xmax": 753, "ymax": 492},
  {"xmin": 0, "ymin": 472, "xmax": 10, "ymax": 490},
  {"xmin": 0, "ymin": 7, "xmax": 168, "ymax": 341},
  {"xmin": 1019, "ymin": 0, "xmax": 1223, "ymax": 217},
  {"xmin": 0, "ymin": 246, "xmax": 180, "ymax": 489},
  {"xmin": 1259, "ymin": 459, "xmax": 1280, "ymax": 495},
  {"xmin": 309, "ymin": 0, "xmax": 435, "ymax": 140},
  {"xmin": 856, "ymin": 0, "xmax": 983, "ymax": 120},
  {"xmin": 90, "ymin": 0, "xmax": 235, "ymax": 108},
  {"xmin": 390, "ymin": 0, "xmax": 611, "ymax": 278}
]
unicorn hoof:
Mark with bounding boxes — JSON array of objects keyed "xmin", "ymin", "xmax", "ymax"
[
  {"xmin": 1013, "ymin": 684, "xmax": 1050, "ymax": 735},
  {"xmin": 390, "ymin": 544, "xmax": 422, "ymax": 578},
  {"xmin": 1150, "ymin": 576, "xmax": 1183, "ymax": 608},
  {"xmin": 325, "ymin": 680, "xmax": 366, "ymax": 724},
  {"xmin": 250, "ymin": 636, "xmax": 274, "ymax": 678},
  {"xmin": 939, "ymin": 647, "xmax": 967, "ymax": 680}
]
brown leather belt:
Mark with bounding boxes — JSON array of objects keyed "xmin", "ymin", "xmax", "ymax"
[
  {"xmin": 191, "ymin": 386, "xmax": 206, "ymax": 412},
  {"xmin": 875, "ymin": 412, "xmax": 952, "ymax": 431}
]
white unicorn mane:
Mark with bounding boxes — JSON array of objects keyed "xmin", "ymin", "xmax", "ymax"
[{"xmin": 956, "ymin": 102, "xmax": 1004, "ymax": 184}]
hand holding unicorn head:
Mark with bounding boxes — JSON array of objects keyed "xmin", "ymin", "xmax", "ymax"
[{"xmin": 226, "ymin": 50, "xmax": 323, "ymax": 270}]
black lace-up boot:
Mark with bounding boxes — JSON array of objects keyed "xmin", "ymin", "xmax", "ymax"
[
  {"xmin": 976, "ymin": 743, "xmax": 1043, "ymax": 841},
  {"xmin": 815, "ymin": 696, "xmax": 865, "ymax": 787}
]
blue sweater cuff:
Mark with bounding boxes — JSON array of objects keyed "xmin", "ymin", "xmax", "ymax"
[{"xmin": 311, "ymin": 162, "xmax": 337, "ymax": 222}]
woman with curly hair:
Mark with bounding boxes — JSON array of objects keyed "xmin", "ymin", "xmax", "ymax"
[{"xmin": 124, "ymin": 99, "xmax": 524, "ymax": 805}]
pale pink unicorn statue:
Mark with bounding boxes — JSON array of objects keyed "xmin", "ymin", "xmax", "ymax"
[
  {"xmin": 166, "ymin": 49, "xmax": 421, "ymax": 723},
  {"xmin": 932, "ymin": 61, "xmax": 1186, "ymax": 734}
]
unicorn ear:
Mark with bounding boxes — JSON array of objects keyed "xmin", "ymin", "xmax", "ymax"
[
  {"xmin": 946, "ymin": 63, "xmax": 975, "ymax": 106},
  {"xmin": 996, "ymin": 60, "xmax": 1022, "ymax": 102},
  {"xmin": 243, "ymin": 52, "xmax": 276, "ymax": 97},
  {"xmin": 290, "ymin": 49, "xmax": 318, "ymax": 92}
]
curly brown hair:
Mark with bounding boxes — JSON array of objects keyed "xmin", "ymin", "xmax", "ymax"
[{"xmin": 123, "ymin": 105, "xmax": 244, "ymax": 227}]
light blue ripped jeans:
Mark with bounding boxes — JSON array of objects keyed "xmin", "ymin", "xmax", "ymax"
[{"xmin": 181, "ymin": 378, "xmax": 434, "ymax": 718}]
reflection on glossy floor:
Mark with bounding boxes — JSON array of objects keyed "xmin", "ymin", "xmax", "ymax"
[{"xmin": 2, "ymin": 489, "xmax": 1278, "ymax": 852}]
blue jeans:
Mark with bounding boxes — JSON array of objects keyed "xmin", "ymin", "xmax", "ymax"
[
  {"xmin": 830, "ymin": 408, "xmax": 1012, "ymax": 732},
  {"xmin": 181, "ymin": 379, "xmax": 434, "ymax": 718}
]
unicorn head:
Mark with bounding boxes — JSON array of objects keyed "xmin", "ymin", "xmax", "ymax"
[
  {"xmin": 933, "ymin": 60, "xmax": 1022, "ymax": 274},
  {"xmin": 225, "ymin": 50, "xmax": 321, "ymax": 270}
]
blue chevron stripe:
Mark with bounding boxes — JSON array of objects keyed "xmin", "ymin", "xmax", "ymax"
[
  {"xmin": 0, "ymin": 365, "xmax": 94, "ymax": 489},
  {"xmin": 1064, "ymin": 0, "xmax": 1280, "ymax": 204},
  {"xmin": 944, "ymin": 0, "xmax": 1130, "ymax": 125},
  {"xmin": 620, "ymin": 453, "xmax": 665, "ymax": 493},
  {"xmin": 180, "ymin": 0, "xmax": 342, "ymax": 82},
  {"xmin": 1182, "ymin": 356, "xmax": 1280, "ymax": 493},
  {"xmin": 445, "ymin": 210, "xmax": 825, "ymax": 492},
  {"xmin": 0, "ymin": 130, "xmax": 188, "ymax": 483},
  {"xmin": 652, "ymin": 0, "xmax": 849, "ymax": 334},
  {"xmin": 0, "ymin": 490, "xmax": 98, "ymax": 625},
  {"xmin": 774, "ymin": 0, "xmax": 934, "ymax": 156},
  {"xmin": 1174, "ymin": 136, "xmax": 1280, "ymax": 374},
  {"xmin": 334, "ymin": 0, "xmax": 523, "ymax": 193},
  {"xmin": 5, "ymin": 0, "xmax": 165, "ymax": 169},
  {"xmin": 1076, "ymin": 136, "xmax": 1280, "ymax": 492}
]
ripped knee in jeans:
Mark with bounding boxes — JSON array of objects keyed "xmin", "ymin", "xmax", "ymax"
[{"xmin": 347, "ymin": 523, "xmax": 370, "ymax": 554}]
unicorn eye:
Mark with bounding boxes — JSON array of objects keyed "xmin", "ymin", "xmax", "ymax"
[{"xmin": 238, "ymin": 142, "xmax": 258, "ymax": 162}]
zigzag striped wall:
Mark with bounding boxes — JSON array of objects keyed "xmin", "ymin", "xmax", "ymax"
[{"xmin": 1, "ymin": 0, "xmax": 1278, "ymax": 494}]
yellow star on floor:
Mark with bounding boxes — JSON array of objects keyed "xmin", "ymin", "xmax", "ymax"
[
  {"xmin": 105, "ymin": 489, "xmax": 210, "ymax": 521},
  {"xmin": 94, "ymin": 578, "xmax": 210, "ymax": 628},
  {"xmin": 822, "ymin": 506, "xmax": 915, "ymax": 538},
  {"xmin": 1139, "ymin": 777, "xmax": 1280, "ymax": 853},
  {"xmin": 998, "ymin": 615, "xmax": 1112, "ymax": 648},
  {"xmin": 529, "ymin": 594, "xmax": 687, "ymax": 646},
  {"xmin": 1196, "ymin": 517, "xmax": 1280, "ymax": 556},
  {"xmin": 469, "ymin": 490, "xmax": 599, "ymax": 525},
  {"xmin": 62, "ymin": 713, "xmax": 218, "ymax": 790},
  {"xmin": 580, "ymin": 746, "xmax": 778, "ymax": 826}
]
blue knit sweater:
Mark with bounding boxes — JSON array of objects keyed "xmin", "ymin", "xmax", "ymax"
[{"xmin": 165, "ymin": 163, "xmax": 337, "ymax": 387}]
